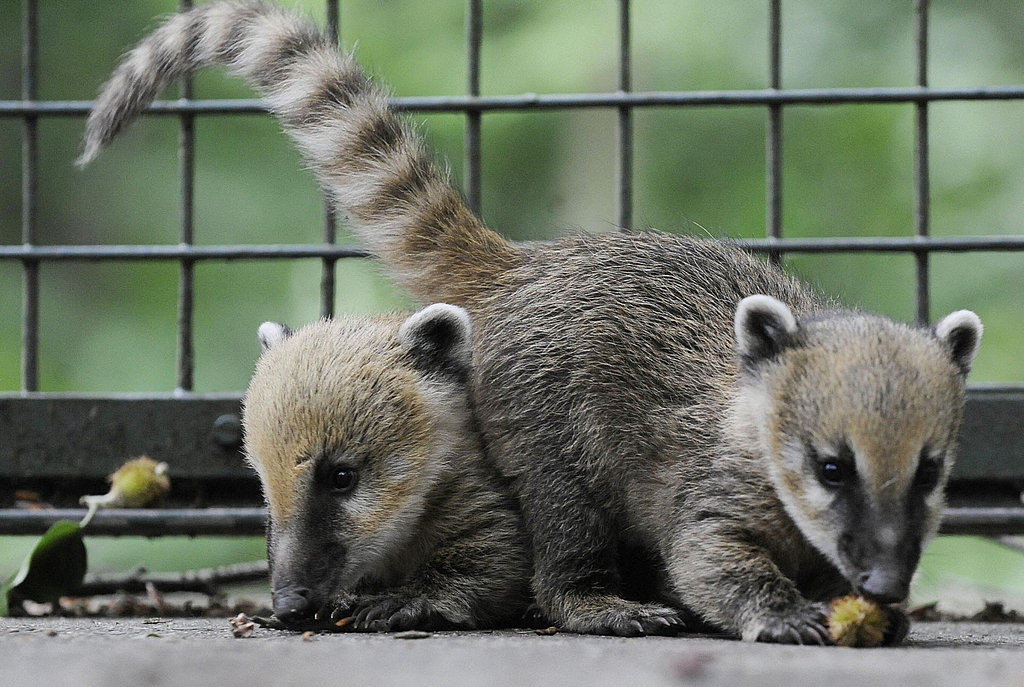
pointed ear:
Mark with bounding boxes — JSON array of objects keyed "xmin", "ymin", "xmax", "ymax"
[
  {"xmin": 398, "ymin": 304, "xmax": 473, "ymax": 380},
  {"xmin": 934, "ymin": 310, "xmax": 983, "ymax": 375},
  {"xmin": 734, "ymin": 295, "xmax": 799, "ymax": 370},
  {"xmin": 258, "ymin": 322, "xmax": 293, "ymax": 353}
]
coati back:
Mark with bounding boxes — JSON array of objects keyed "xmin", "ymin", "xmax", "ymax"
[
  {"xmin": 243, "ymin": 305, "xmax": 532, "ymax": 630},
  {"xmin": 82, "ymin": 1, "xmax": 984, "ymax": 643}
]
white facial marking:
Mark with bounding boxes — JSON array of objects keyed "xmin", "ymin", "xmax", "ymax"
[{"xmin": 766, "ymin": 439, "xmax": 843, "ymax": 570}]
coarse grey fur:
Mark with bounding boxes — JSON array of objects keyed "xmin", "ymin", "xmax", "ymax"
[
  {"xmin": 80, "ymin": 1, "xmax": 984, "ymax": 643},
  {"xmin": 244, "ymin": 305, "xmax": 532, "ymax": 631}
]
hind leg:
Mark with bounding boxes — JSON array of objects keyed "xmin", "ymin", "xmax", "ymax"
[{"xmin": 516, "ymin": 466, "xmax": 684, "ymax": 636}]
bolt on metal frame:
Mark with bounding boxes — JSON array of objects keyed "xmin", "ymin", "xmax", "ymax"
[{"xmin": 3, "ymin": 0, "xmax": 1024, "ymax": 535}]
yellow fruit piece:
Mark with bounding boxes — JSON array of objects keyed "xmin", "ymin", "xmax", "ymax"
[{"xmin": 828, "ymin": 594, "xmax": 890, "ymax": 648}]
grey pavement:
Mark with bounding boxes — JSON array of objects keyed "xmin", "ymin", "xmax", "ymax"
[{"xmin": 2, "ymin": 617, "xmax": 1023, "ymax": 687}]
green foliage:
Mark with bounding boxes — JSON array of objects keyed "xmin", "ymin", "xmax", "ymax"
[{"xmin": 1, "ymin": 521, "xmax": 87, "ymax": 615}]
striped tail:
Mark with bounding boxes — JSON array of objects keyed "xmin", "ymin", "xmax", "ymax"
[{"xmin": 79, "ymin": 0, "xmax": 521, "ymax": 307}]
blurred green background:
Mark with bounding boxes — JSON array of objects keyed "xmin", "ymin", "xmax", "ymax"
[{"xmin": 1, "ymin": 1, "xmax": 1022, "ymax": 610}]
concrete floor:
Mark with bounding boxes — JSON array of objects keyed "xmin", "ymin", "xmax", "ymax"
[{"xmin": 2, "ymin": 617, "xmax": 1023, "ymax": 687}]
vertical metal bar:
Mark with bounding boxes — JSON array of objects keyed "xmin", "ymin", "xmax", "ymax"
[
  {"xmin": 320, "ymin": 0, "xmax": 340, "ymax": 319},
  {"xmin": 177, "ymin": 0, "xmax": 195, "ymax": 392},
  {"xmin": 21, "ymin": 0, "xmax": 39, "ymax": 393},
  {"xmin": 465, "ymin": 0, "xmax": 482, "ymax": 216},
  {"xmin": 616, "ymin": 0, "xmax": 633, "ymax": 231},
  {"xmin": 913, "ymin": 0, "xmax": 931, "ymax": 326},
  {"xmin": 765, "ymin": 0, "xmax": 783, "ymax": 265}
]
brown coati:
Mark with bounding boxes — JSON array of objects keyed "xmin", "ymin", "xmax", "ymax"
[
  {"xmin": 80, "ymin": 1, "xmax": 984, "ymax": 643},
  {"xmin": 243, "ymin": 305, "xmax": 532, "ymax": 630}
]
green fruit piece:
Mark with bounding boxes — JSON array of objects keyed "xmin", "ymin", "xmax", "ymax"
[{"xmin": 80, "ymin": 455, "xmax": 171, "ymax": 510}]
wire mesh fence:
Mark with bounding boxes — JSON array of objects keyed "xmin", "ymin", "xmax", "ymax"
[{"xmin": 2, "ymin": 0, "xmax": 1023, "ymax": 534}]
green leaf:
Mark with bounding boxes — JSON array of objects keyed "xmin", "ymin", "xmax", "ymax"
[{"xmin": 1, "ymin": 520, "xmax": 88, "ymax": 615}]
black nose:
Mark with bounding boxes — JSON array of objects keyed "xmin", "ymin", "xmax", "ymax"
[
  {"xmin": 856, "ymin": 570, "xmax": 909, "ymax": 605},
  {"xmin": 273, "ymin": 587, "xmax": 313, "ymax": 622}
]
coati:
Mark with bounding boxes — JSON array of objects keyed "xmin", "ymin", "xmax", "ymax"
[
  {"xmin": 243, "ymin": 305, "xmax": 532, "ymax": 630},
  {"xmin": 80, "ymin": 1, "xmax": 984, "ymax": 643}
]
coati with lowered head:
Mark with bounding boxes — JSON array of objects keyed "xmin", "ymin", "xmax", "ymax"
[
  {"xmin": 81, "ymin": 1, "xmax": 984, "ymax": 643},
  {"xmin": 243, "ymin": 304, "xmax": 532, "ymax": 630}
]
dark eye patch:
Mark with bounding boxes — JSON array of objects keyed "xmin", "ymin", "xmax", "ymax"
[{"xmin": 912, "ymin": 449, "xmax": 942, "ymax": 493}]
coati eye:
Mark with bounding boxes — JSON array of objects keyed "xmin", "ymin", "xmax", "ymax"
[
  {"xmin": 330, "ymin": 468, "xmax": 358, "ymax": 494},
  {"xmin": 809, "ymin": 443, "xmax": 855, "ymax": 489},
  {"xmin": 817, "ymin": 460, "xmax": 851, "ymax": 488}
]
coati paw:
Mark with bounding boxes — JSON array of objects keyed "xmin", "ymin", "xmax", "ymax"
[
  {"xmin": 330, "ymin": 594, "xmax": 446, "ymax": 632},
  {"xmin": 754, "ymin": 602, "xmax": 832, "ymax": 645},
  {"xmin": 881, "ymin": 605, "xmax": 910, "ymax": 646},
  {"xmin": 562, "ymin": 598, "xmax": 685, "ymax": 637}
]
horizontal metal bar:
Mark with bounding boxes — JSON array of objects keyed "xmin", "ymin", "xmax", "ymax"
[
  {"xmin": 0, "ymin": 244, "xmax": 367, "ymax": 262},
  {"xmin": 4, "ymin": 235, "xmax": 1024, "ymax": 264},
  {"xmin": 1, "ymin": 386, "xmax": 1021, "ymax": 481},
  {"xmin": 0, "ymin": 508, "xmax": 266, "ymax": 536},
  {"xmin": 0, "ymin": 388, "xmax": 1020, "ymax": 535},
  {"xmin": 0, "ymin": 506, "xmax": 1016, "ymax": 537},
  {"xmin": 738, "ymin": 235, "xmax": 1024, "ymax": 254},
  {"xmin": 937, "ymin": 508, "xmax": 1024, "ymax": 536},
  {"xmin": 2, "ymin": 83, "xmax": 1024, "ymax": 119},
  {"xmin": 77, "ymin": 560, "xmax": 268, "ymax": 594},
  {"xmin": 1, "ymin": 391, "xmax": 244, "ymax": 401},
  {"xmin": 955, "ymin": 386, "xmax": 1024, "ymax": 483},
  {"xmin": 0, "ymin": 395, "xmax": 252, "ymax": 482},
  {"xmin": 0, "ymin": 99, "xmax": 265, "ymax": 117}
]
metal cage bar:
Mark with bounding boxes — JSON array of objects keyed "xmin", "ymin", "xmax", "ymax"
[
  {"xmin": 616, "ymin": 0, "xmax": 633, "ymax": 231},
  {"xmin": 20, "ymin": 0, "xmax": 39, "ymax": 393},
  {"xmin": 6, "ymin": 506, "xmax": 1024, "ymax": 538},
  {"xmin": 8, "ymin": 234, "xmax": 1024, "ymax": 264},
  {"xmin": 320, "ymin": 0, "xmax": 341, "ymax": 319},
  {"xmin": 914, "ymin": 0, "xmax": 931, "ymax": 327},
  {"xmin": 465, "ymin": 0, "xmax": 483, "ymax": 215},
  {"xmin": 177, "ymin": 0, "xmax": 196, "ymax": 394},
  {"xmin": 5, "ymin": 83, "xmax": 1024, "ymax": 119},
  {"xmin": 765, "ymin": 0, "xmax": 782, "ymax": 266}
]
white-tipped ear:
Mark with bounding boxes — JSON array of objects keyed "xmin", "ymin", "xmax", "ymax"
[
  {"xmin": 734, "ymin": 295, "xmax": 799, "ymax": 369},
  {"xmin": 934, "ymin": 310, "xmax": 983, "ymax": 375},
  {"xmin": 399, "ymin": 304, "xmax": 473, "ymax": 378},
  {"xmin": 258, "ymin": 321, "xmax": 293, "ymax": 353}
]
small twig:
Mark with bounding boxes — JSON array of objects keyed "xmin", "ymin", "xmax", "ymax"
[
  {"xmin": 75, "ymin": 560, "xmax": 269, "ymax": 596},
  {"xmin": 252, "ymin": 614, "xmax": 354, "ymax": 633}
]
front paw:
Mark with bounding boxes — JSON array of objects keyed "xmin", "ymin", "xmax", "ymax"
[
  {"xmin": 560, "ymin": 596, "xmax": 686, "ymax": 637},
  {"xmin": 330, "ymin": 594, "xmax": 446, "ymax": 632},
  {"xmin": 753, "ymin": 602, "xmax": 831, "ymax": 645},
  {"xmin": 881, "ymin": 605, "xmax": 910, "ymax": 646}
]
